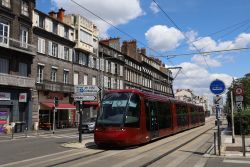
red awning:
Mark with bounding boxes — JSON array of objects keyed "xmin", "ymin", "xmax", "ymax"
[
  {"xmin": 40, "ymin": 102, "xmax": 76, "ymax": 110},
  {"xmin": 83, "ymin": 102, "xmax": 99, "ymax": 106}
]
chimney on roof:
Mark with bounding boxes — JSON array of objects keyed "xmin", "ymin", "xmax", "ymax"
[
  {"xmin": 57, "ymin": 8, "xmax": 65, "ymax": 22},
  {"xmin": 49, "ymin": 10, "xmax": 57, "ymax": 19},
  {"xmin": 121, "ymin": 40, "xmax": 137, "ymax": 58}
]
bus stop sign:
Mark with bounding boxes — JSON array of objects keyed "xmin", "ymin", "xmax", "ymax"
[{"xmin": 210, "ymin": 79, "xmax": 226, "ymax": 95}]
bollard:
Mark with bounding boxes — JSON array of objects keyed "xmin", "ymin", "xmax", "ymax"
[
  {"xmin": 242, "ymin": 134, "xmax": 246, "ymax": 157},
  {"xmin": 11, "ymin": 127, "xmax": 14, "ymax": 140},
  {"xmin": 25, "ymin": 126, "xmax": 28, "ymax": 138},
  {"xmin": 214, "ymin": 132, "xmax": 217, "ymax": 155}
]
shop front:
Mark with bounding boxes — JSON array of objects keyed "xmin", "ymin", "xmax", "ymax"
[
  {"xmin": 0, "ymin": 89, "xmax": 33, "ymax": 132},
  {"xmin": 38, "ymin": 92, "xmax": 76, "ymax": 130}
]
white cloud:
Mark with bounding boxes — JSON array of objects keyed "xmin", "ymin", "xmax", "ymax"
[
  {"xmin": 170, "ymin": 62, "xmax": 233, "ymax": 104},
  {"xmin": 145, "ymin": 25, "xmax": 184, "ymax": 51},
  {"xmin": 191, "ymin": 55, "xmax": 221, "ymax": 67},
  {"xmin": 150, "ymin": 2, "xmax": 159, "ymax": 14},
  {"xmin": 189, "ymin": 32, "xmax": 250, "ymax": 51},
  {"xmin": 52, "ymin": 0, "xmax": 144, "ymax": 37}
]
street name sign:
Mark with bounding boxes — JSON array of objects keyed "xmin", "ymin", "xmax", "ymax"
[
  {"xmin": 74, "ymin": 95, "xmax": 97, "ymax": 101},
  {"xmin": 74, "ymin": 85, "xmax": 101, "ymax": 94},
  {"xmin": 210, "ymin": 79, "xmax": 226, "ymax": 95}
]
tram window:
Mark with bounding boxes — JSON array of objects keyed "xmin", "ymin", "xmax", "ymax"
[
  {"xmin": 176, "ymin": 104, "xmax": 188, "ymax": 127},
  {"xmin": 158, "ymin": 101, "xmax": 171, "ymax": 129},
  {"xmin": 145, "ymin": 100, "xmax": 150, "ymax": 130},
  {"xmin": 97, "ymin": 92, "xmax": 130, "ymax": 126},
  {"xmin": 124, "ymin": 94, "xmax": 140, "ymax": 127}
]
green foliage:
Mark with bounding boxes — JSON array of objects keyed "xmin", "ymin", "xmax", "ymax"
[{"xmin": 234, "ymin": 108, "xmax": 250, "ymax": 135}]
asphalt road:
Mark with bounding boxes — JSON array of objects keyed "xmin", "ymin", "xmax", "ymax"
[{"xmin": 0, "ymin": 131, "xmax": 93, "ymax": 165}]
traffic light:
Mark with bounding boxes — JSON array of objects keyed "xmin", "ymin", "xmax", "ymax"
[{"xmin": 54, "ymin": 96, "xmax": 59, "ymax": 107}]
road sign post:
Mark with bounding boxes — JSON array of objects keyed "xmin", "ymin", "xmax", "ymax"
[
  {"xmin": 234, "ymin": 85, "xmax": 245, "ymax": 156},
  {"xmin": 53, "ymin": 96, "xmax": 58, "ymax": 134},
  {"xmin": 210, "ymin": 79, "xmax": 225, "ymax": 156},
  {"xmin": 74, "ymin": 85, "xmax": 101, "ymax": 143}
]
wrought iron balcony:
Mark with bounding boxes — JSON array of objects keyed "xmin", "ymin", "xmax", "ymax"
[
  {"xmin": 36, "ymin": 80, "xmax": 74, "ymax": 93},
  {"xmin": 0, "ymin": 73, "xmax": 35, "ymax": 88},
  {"xmin": 0, "ymin": 35, "xmax": 36, "ymax": 55}
]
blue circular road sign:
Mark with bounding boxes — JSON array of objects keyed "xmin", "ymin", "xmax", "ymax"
[{"xmin": 210, "ymin": 79, "xmax": 226, "ymax": 95}]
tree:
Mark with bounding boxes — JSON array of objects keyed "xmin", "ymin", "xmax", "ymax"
[{"xmin": 238, "ymin": 74, "xmax": 250, "ymax": 107}]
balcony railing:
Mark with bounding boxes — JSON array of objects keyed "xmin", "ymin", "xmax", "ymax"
[
  {"xmin": 0, "ymin": 35, "xmax": 36, "ymax": 55},
  {"xmin": 36, "ymin": 80, "xmax": 74, "ymax": 92},
  {"xmin": 0, "ymin": 73, "xmax": 35, "ymax": 88}
]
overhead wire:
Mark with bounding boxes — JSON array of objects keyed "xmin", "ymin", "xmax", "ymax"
[
  {"xmin": 152, "ymin": 0, "xmax": 213, "ymax": 72},
  {"xmin": 70, "ymin": 0, "xmax": 168, "ymax": 61}
]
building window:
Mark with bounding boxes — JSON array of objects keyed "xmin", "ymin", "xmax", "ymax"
[
  {"xmin": 115, "ymin": 64, "xmax": 118, "ymax": 74},
  {"xmin": 92, "ymin": 76, "xmax": 96, "ymax": 85},
  {"xmin": 93, "ymin": 58, "xmax": 96, "ymax": 69},
  {"xmin": 37, "ymin": 65, "xmax": 44, "ymax": 83},
  {"xmin": 0, "ymin": 22, "xmax": 9, "ymax": 46},
  {"xmin": 20, "ymin": 26, "xmax": 28, "ymax": 48},
  {"xmin": 53, "ymin": 22, "xmax": 57, "ymax": 34},
  {"xmin": 51, "ymin": 67, "xmax": 57, "ymax": 82},
  {"xmin": 108, "ymin": 77, "xmax": 111, "ymax": 88},
  {"xmin": 64, "ymin": 27, "xmax": 69, "ymax": 39},
  {"xmin": 1, "ymin": 0, "xmax": 10, "ymax": 8},
  {"xmin": 83, "ymin": 74, "xmax": 88, "ymax": 85},
  {"xmin": 52, "ymin": 43, "xmax": 58, "ymax": 57},
  {"xmin": 21, "ymin": 1, "xmax": 29, "ymax": 16},
  {"xmin": 63, "ymin": 70, "xmax": 69, "ymax": 84},
  {"xmin": 37, "ymin": 38, "xmax": 45, "ymax": 54},
  {"xmin": 64, "ymin": 47, "xmax": 69, "ymax": 60},
  {"xmin": 74, "ymin": 72, "xmax": 78, "ymax": 85},
  {"xmin": 0, "ymin": 58, "xmax": 9, "ymax": 74},
  {"xmin": 39, "ymin": 16, "xmax": 45, "ymax": 28},
  {"xmin": 18, "ymin": 62, "xmax": 27, "ymax": 77},
  {"xmin": 80, "ymin": 30, "xmax": 92, "ymax": 45},
  {"xmin": 77, "ymin": 52, "xmax": 88, "ymax": 65}
]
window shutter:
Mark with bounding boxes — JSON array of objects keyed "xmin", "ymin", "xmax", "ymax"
[
  {"xmin": 34, "ymin": 12, "xmax": 39, "ymax": 27},
  {"xmin": 105, "ymin": 60, "xmax": 108, "ymax": 72},
  {"xmin": 111, "ymin": 62, "xmax": 114, "ymax": 74},
  {"xmin": 104, "ymin": 76, "xmax": 108, "ymax": 87},
  {"xmin": 48, "ymin": 41, "xmax": 52, "ymax": 56},
  {"xmin": 120, "ymin": 66, "xmax": 123, "ymax": 76},
  {"xmin": 42, "ymin": 39, "xmax": 45, "ymax": 54},
  {"xmin": 58, "ymin": 44, "xmax": 62, "ymax": 59},
  {"xmin": 69, "ymin": 49, "xmax": 73, "ymax": 62},
  {"xmin": 120, "ymin": 80, "xmax": 123, "ymax": 89},
  {"xmin": 96, "ymin": 58, "xmax": 99, "ymax": 70},
  {"xmin": 100, "ymin": 58, "xmax": 104, "ymax": 71},
  {"xmin": 111, "ymin": 78, "xmax": 114, "ymax": 89},
  {"xmin": 37, "ymin": 38, "xmax": 41, "ymax": 53}
]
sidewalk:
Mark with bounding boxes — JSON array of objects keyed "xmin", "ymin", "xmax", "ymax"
[
  {"xmin": 0, "ymin": 128, "xmax": 78, "ymax": 141},
  {"xmin": 221, "ymin": 127, "xmax": 250, "ymax": 157}
]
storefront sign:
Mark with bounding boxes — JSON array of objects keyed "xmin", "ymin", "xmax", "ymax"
[
  {"xmin": 19, "ymin": 93, "xmax": 27, "ymax": 102},
  {"xmin": 0, "ymin": 92, "xmax": 10, "ymax": 100}
]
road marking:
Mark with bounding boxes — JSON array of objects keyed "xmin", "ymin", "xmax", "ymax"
[
  {"xmin": 71, "ymin": 150, "xmax": 125, "ymax": 167},
  {"xmin": 223, "ymin": 159, "xmax": 250, "ymax": 164},
  {"xmin": 0, "ymin": 149, "xmax": 76, "ymax": 167}
]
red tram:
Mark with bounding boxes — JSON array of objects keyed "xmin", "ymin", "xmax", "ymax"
[{"xmin": 94, "ymin": 89, "xmax": 205, "ymax": 147}]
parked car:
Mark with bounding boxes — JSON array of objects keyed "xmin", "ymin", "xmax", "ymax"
[{"xmin": 81, "ymin": 117, "xmax": 96, "ymax": 133}]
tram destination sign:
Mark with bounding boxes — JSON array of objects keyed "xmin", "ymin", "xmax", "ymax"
[{"xmin": 210, "ymin": 79, "xmax": 226, "ymax": 95}]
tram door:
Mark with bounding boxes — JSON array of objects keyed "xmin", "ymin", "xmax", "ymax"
[{"xmin": 148, "ymin": 101, "xmax": 159, "ymax": 139}]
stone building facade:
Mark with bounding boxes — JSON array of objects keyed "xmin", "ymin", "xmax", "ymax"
[
  {"xmin": 31, "ymin": 8, "xmax": 76, "ymax": 129},
  {"xmin": 0, "ymin": 0, "xmax": 36, "ymax": 132}
]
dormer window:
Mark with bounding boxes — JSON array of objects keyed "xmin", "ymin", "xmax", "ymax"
[
  {"xmin": 21, "ymin": 1, "xmax": 29, "ymax": 16},
  {"xmin": 1, "ymin": 0, "xmax": 10, "ymax": 8}
]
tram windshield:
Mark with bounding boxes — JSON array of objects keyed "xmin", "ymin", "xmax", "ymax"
[{"xmin": 97, "ymin": 92, "xmax": 140, "ymax": 127}]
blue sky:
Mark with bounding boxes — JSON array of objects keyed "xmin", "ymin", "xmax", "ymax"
[{"xmin": 37, "ymin": 0, "xmax": 250, "ymax": 100}]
